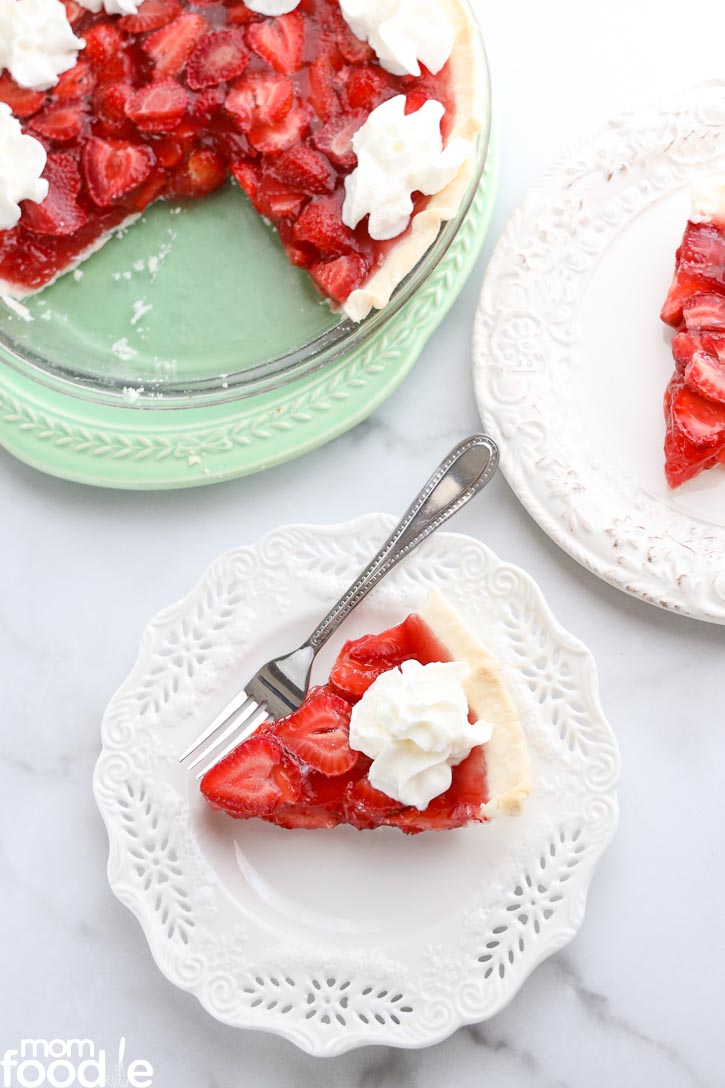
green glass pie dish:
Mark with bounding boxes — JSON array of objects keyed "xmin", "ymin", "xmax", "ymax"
[{"xmin": 0, "ymin": 21, "xmax": 496, "ymax": 488}]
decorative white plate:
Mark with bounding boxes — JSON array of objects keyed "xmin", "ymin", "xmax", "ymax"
[
  {"xmin": 473, "ymin": 80, "xmax": 725, "ymax": 623},
  {"xmin": 94, "ymin": 514, "xmax": 619, "ymax": 1056}
]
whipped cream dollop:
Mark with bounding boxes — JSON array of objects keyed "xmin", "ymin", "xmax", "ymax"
[
  {"xmin": 242, "ymin": 0, "xmax": 301, "ymax": 13},
  {"xmin": 339, "ymin": 0, "xmax": 453, "ymax": 76},
  {"xmin": 342, "ymin": 94, "xmax": 471, "ymax": 240},
  {"xmin": 349, "ymin": 659, "xmax": 492, "ymax": 810},
  {"xmin": 0, "ymin": 0, "xmax": 84, "ymax": 91},
  {"xmin": 0, "ymin": 102, "xmax": 48, "ymax": 230},
  {"xmin": 690, "ymin": 178, "xmax": 725, "ymax": 225}
]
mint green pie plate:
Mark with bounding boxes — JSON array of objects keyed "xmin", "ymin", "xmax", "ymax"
[{"xmin": 0, "ymin": 137, "xmax": 497, "ymax": 489}]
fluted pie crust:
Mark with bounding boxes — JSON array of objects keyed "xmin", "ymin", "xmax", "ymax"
[{"xmin": 343, "ymin": 0, "xmax": 485, "ymax": 320}]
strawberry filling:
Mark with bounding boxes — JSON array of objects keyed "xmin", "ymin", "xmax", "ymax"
[
  {"xmin": 660, "ymin": 217, "xmax": 725, "ymax": 486},
  {"xmin": 200, "ymin": 613, "xmax": 490, "ymax": 834},
  {"xmin": 0, "ymin": 0, "xmax": 454, "ymax": 305}
]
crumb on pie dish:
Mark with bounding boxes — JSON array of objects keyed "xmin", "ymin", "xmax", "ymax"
[
  {"xmin": 660, "ymin": 178, "xmax": 725, "ymax": 487},
  {"xmin": 200, "ymin": 591, "xmax": 531, "ymax": 833},
  {"xmin": 0, "ymin": 0, "xmax": 484, "ymax": 321}
]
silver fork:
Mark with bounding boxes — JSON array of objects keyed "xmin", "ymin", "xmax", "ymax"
[{"xmin": 179, "ymin": 433, "xmax": 498, "ymax": 779}]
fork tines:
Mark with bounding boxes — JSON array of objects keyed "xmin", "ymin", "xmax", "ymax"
[{"xmin": 179, "ymin": 691, "xmax": 270, "ymax": 779}]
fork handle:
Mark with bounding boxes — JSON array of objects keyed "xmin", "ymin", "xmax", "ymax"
[{"xmin": 308, "ymin": 434, "xmax": 498, "ymax": 650}]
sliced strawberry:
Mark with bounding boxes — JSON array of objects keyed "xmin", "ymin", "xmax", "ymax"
[
  {"xmin": 685, "ymin": 350, "xmax": 725, "ymax": 406},
  {"xmin": 126, "ymin": 78, "xmax": 187, "ymax": 133},
  {"xmin": 119, "ymin": 0, "xmax": 180, "ymax": 32},
  {"xmin": 679, "ymin": 221, "xmax": 725, "ymax": 281},
  {"xmin": 247, "ymin": 102, "xmax": 308, "ymax": 153},
  {"xmin": 201, "ymin": 734, "xmax": 302, "ymax": 817},
  {"xmin": 29, "ymin": 100, "xmax": 87, "ymax": 142},
  {"xmin": 188, "ymin": 85, "xmax": 226, "ymax": 125},
  {"xmin": 93, "ymin": 81, "xmax": 135, "ymax": 135},
  {"xmin": 310, "ymin": 253, "xmax": 367, "ymax": 302},
  {"xmin": 443, "ymin": 744, "xmax": 489, "ymax": 810},
  {"xmin": 683, "ymin": 291, "xmax": 725, "ymax": 332},
  {"xmin": 246, "ymin": 11, "xmax": 304, "ymax": 73},
  {"xmin": 154, "ymin": 137, "xmax": 184, "ymax": 169},
  {"xmin": 661, "ymin": 265, "xmax": 717, "ymax": 327},
  {"xmin": 346, "ymin": 775, "xmax": 405, "ymax": 818},
  {"xmin": 292, "ymin": 195, "xmax": 358, "ymax": 256},
  {"xmin": 186, "ymin": 29, "xmax": 250, "ymax": 91},
  {"xmin": 670, "ymin": 383, "xmax": 725, "ymax": 446},
  {"xmin": 21, "ymin": 152, "xmax": 87, "ymax": 237},
  {"xmin": 166, "ymin": 147, "xmax": 227, "ymax": 198},
  {"xmin": 341, "ymin": 65, "xmax": 394, "ymax": 111},
  {"xmin": 274, "ymin": 144, "xmax": 334, "ymax": 194},
  {"xmin": 230, "ymin": 159, "xmax": 261, "ymax": 201},
  {"xmin": 131, "ymin": 167, "xmax": 169, "ymax": 210},
  {"xmin": 225, "ymin": 70, "xmax": 294, "ymax": 130},
  {"xmin": 83, "ymin": 25, "xmax": 129, "ymax": 81},
  {"xmin": 330, "ymin": 614, "xmax": 450, "ymax": 701},
  {"xmin": 257, "ymin": 176, "xmax": 306, "ymax": 218},
  {"xmin": 664, "ymin": 412, "xmax": 721, "ymax": 488},
  {"xmin": 83, "ymin": 136, "xmax": 155, "ymax": 207},
  {"xmin": 54, "ymin": 61, "xmax": 96, "ymax": 102},
  {"xmin": 233, "ymin": 163, "xmax": 305, "ymax": 220},
  {"xmin": 312, "ymin": 111, "xmax": 364, "ymax": 169},
  {"xmin": 702, "ymin": 334, "xmax": 725, "ymax": 365},
  {"xmin": 143, "ymin": 14, "xmax": 207, "ymax": 79},
  {"xmin": 334, "ymin": 14, "xmax": 374, "ymax": 64},
  {"xmin": 308, "ymin": 56, "xmax": 340, "ymax": 123},
  {"xmin": 274, "ymin": 686, "xmax": 357, "ymax": 776},
  {"xmin": 0, "ymin": 74, "xmax": 46, "ymax": 118},
  {"xmin": 671, "ymin": 329, "xmax": 702, "ymax": 370},
  {"xmin": 305, "ymin": 762, "xmax": 366, "ymax": 805}
]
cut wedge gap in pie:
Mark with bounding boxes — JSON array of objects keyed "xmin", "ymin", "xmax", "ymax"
[
  {"xmin": 200, "ymin": 591, "xmax": 531, "ymax": 833},
  {"xmin": 660, "ymin": 179, "xmax": 725, "ymax": 487},
  {"xmin": 0, "ymin": 0, "xmax": 484, "ymax": 321}
]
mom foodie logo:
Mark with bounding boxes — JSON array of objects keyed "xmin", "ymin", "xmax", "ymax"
[{"xmin": 0, "ymin": 1037, "xmax": 153, "ymax": 1088}]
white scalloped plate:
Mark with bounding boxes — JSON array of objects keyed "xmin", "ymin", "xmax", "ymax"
[
  {"xmin": 473, "ymin": 80, "xmax": 725, "ymax": 623},
  {"xmin": 94, "ymin": 514, "xmax": 619, "ymax": 1055}
]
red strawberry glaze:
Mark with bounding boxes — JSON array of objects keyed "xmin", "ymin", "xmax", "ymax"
[
  {"xmin": 200, "ymin": 613, "xmax": 490, "ymax": 834},
  {"xmin": 0, "ymin": 0, "xmax": 455, "ymax": 303},
  {"xmin": 660, "ymin": 216, "xmax": 725, "ymax": 486}
]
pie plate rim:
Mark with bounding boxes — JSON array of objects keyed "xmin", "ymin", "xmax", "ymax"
[{"xmin": 93, "ymin": 512, "xmax": 620, "ymax": 1055}]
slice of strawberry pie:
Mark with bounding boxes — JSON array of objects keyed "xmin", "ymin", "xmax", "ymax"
[
  {"xmin": 0, "ymin": 0, "xmax": 483, "ymax": 320},
  {"xmin": 200, "ymin": 592, "xmax": 531, "ymax": 833},
  {"xmin": 660, "ymin": 180, "xmax": 725, "ymax": 487}
]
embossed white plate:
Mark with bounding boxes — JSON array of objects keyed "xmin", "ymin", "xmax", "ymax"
[
  {"xmin": 473, "ymin": 81, "xmax": 725, "ymax": 623},
  {"xmin": 94, "ymin": 514, "xmax": 619, "ymax": 1055}
]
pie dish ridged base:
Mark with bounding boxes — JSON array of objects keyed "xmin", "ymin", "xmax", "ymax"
[{"xmin": 94, "ymin": 513, "xmax": 619, "ymax": 1055}]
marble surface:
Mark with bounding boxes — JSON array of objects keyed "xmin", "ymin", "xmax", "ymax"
[{"xmin": 2, "ymin": 2, "xmax": 725, "ymax": 1085}]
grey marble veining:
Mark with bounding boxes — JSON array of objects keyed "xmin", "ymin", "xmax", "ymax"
[{"xmin": 3, "ymin": 1, "xmax": 725, "ymax": 1085}]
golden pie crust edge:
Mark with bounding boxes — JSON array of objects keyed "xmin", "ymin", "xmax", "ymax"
[
  {"xmin": 418, "ymin": 589, "xmax": 532, "ymax": 818},
  {"xmin": 343, "ymin": 0, "xmax": 485, "ymax": 322}
]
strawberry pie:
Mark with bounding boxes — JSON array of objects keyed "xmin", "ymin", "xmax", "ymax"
[
  {"xmin": 660, "ymin": 180, "xmax": 725, "ymax": 487},
  {"xmin": 200, "ymin": 592, "xmax": 531, "ymax": 833},
  {"xmin": 0, "ymin": 0, "xmax": 483, "ymax": 320}
]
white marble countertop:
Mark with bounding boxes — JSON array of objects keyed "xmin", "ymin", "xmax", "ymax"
[{"xmin": 2, "ymin": 2, "xmax": 725, "ymax": 1085}]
